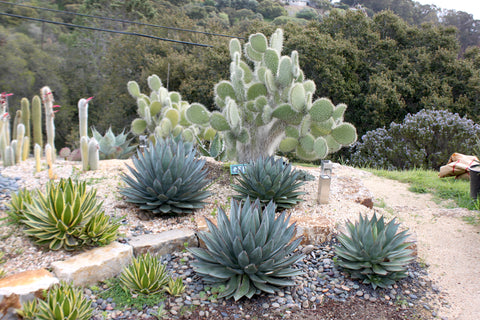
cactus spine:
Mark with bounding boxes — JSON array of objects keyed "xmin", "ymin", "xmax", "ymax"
[
  {"xmin": 34, "ymin": 143, "xmax": 41, "ymax": 172},
  {"xmin": 127, "ymin": 75, "xmax": 215, "ymax": 142},
  {"xmin": 41, "ymin": 86, "xmax": 55, "ymax": 162},
  {"xmin": 20, "ymin": 97, "xmax": 31, "ymax": 154},
  {"xmin": 186, "ymin": 29, "xmax": 357, "ymax": 162},
  {"xmin": 32, "ymin": 95, "xmax": 42, "ymax": 148},
  {"xmin": 88, "ymin": 137, "xmax": 99, "ymax": 170}
]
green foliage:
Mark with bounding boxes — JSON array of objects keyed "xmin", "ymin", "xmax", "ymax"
[
  {"xmin": 120, "ymin": 135, "xmax": 211, "ymax": 215},
  {"xmin": 91, "ymin": 127, "xmax": 136, "ymax": 160},
  {"xmin": 119, "ymin": 253, "xmax": 169, "ymax": 294},
  {"xmin": 189, "ymin": 198, "xmax": 304, "ymax": 301},
  {"xmin": 196, "ymin": 132, "xmax": 226, "ymax": 161},
  {"xmin": 6, "ymin": 188, "xmax": 34, "ymax": 224},
  {"xmin": 232, "ymin": 156, "xmax": 305, "ymax": 210},
  {"xmin": 20, "ymin": 178, "xmax": 119, "ymax": 250},
  {"xmin": 18, "ymin": 281, "xmax": 92, "ymax": 320},
  {"xmin": 165, "ymin": 277, "xmax": 186, "ymax": 296},
  {"xmin": 335, "ymin": 213, "xmax": 414, "ymax": 289}
]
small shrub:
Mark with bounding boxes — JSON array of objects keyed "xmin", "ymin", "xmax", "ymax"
[
  {"xmin": 232, "ymin": 156, "xmax": 305, "ymax": 210},
  {"xmin": 189, "ymin": 198, "xmax": 304, "ymax": 301},
  {"xmin": 120, "ymin": 135, "xmax": 211, "ymax": 215},
  {"xmin": 349, "ymin": 109, "xmax": 480, "ymax": 170},
  {"xmin": 119, "ymin": 253, "xmax": 169, "ymax": 294},
  {"xmin": 334, "ymin": 213, "xmax": 414, "ymax": 289},
  {"xmin": 17, "ymin": 281, "xmax": 92, "ymax": 320},
  {"xmin": 21, "ymin": 178, "xmax": 119, "ymax": 250}
]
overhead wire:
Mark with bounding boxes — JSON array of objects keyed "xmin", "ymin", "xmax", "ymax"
[
  {"xmin": 0, "ymin": 12, "xmax": 213, "ymax": 47},
  {"xmin": 0, "ymin": 0, "xmax": 243, "ymax": 39}
]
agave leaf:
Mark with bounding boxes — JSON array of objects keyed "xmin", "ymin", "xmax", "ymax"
[{"xmin": 233, "ymin": 274, "xmax": 251, "ymax": 301}]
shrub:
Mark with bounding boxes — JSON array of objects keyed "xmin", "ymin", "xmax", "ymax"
[
  {"xmin": 232, "ymin": 156, "xmax": 305, "ymax": 210},
  {"xmin": 120, "ymin": 135, "xmax": 211, "ymax": 215},
  {"xmin": 21, "ymin": 178, "xmax": 119, "ymax": 250},
  {"xmin": 334, "ymin": 213, "xmax": 414, "ymax": 289},
  {"xmin": 91, "ymin": 127, "xmax": 136, "ymax": 160},
  {"xmin": 189, "ymin": 198, "xmax": 304, "ymax": 301},
  {"xmin": 17, "ymin": 281, "xmax": 92, "ymax": 320},
  {"xmin": 119, "ymin": 253, "xmax": 169, "ymax": 295},
  {"xmin": 349, "ymin": 109, "xmax": 480, "ymax": 170}
]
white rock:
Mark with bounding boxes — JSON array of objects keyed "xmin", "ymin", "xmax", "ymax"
[
  {"xmin": 51, "ymin": 241, "xmax": 133, "ymax": 286},
  {"xmin": 129, "ymin": 228, "xmax": 197, "ymax": 256}
]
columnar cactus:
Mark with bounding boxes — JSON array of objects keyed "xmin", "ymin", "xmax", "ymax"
[
  {"xmin": 34, "ymin": 143, "xmax": 41, "ymax": 172},
  {"xmin": 41, "ymin": 86, "xmax": 56, "ymax": 162},
  {"xmin": 78, "ymin": 97, "xmax": 92, "ymax": 170},
  {"xmin": 127, "ymin": 75, "xmax": 215, "ymax": 142},
  {"xmin": 32, "ymin": 95, "xmax": 42, "ymax": 148},
  {"xmin": 20, "ymin": 98, "xmax": 32, "ymax": 154},
  {"xmin": 88, "ymin": 137, "xmax": 99, "ymax": 170},
  {"xmin": 15, "ymin": 123, "xmax": 25, "ymax": 164},
  {"xmin": 0, "ymin": 113, "xmax": 9, "ymax": 162},
  {"xmin": 12, "ymin": 110, "xmax": 22, "ymax": 141},
  {"xmin": 45, "ymin": 143, "xmax": 54, "ymax": 179},
  {"xmin": 186, "ymin": 29, "xmax": 357, "ymax": 162}
]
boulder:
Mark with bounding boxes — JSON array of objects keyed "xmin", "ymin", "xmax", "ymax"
[
  {"xmin": 0, "ymin": 269, "xmax": 58, "ymax": 320},
  {"xmin": 129, "ymin": 228, "xmax": 197, "ymax": 256},
  {"xmin": 290, "ymin": 215, "xmax": 334, "ymax": 245},
  {"xmin": 51, "ymin": 241, "xmax": 133, "ymax": 286}
]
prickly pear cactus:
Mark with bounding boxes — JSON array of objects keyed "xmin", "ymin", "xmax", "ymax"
[
  {"xmin": 127, "ymin": 75, "xmax": 215, "ymax": 143},
  {"xmin": 187, "ymin": 29, "xmax": 357, "ymax": 162}
]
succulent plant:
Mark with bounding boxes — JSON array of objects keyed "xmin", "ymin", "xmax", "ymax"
[
  {"xmin": 21, "ymin": 178, "xmax": 119, "ymax": 250},
  {"xmin": 91, "ymin": 127, "xmax": 136, "ymax": 160},
  {"xmin": 189, "ymin": 198, "xmax": 304, "ymax": 301},
  {"xmin": 335, "ymin": 213, "xmax": 414, "ymax": 289},
  {"xmin": 196, "ymin": 132, "xmax": 225, "ymax": 161},
  {"xmin": 186, "ymin": 28, "xmax": 357, "ymax": 162},
  {"xmin": 165, "ymin": 277, "xmax": 186, "ymax": 296},
  {"xmin": 120, "ymin": 135, "xmax": 211, "ymax": 215},
  {"xmin": 119, "ymin": 253, "xmax": 169, "ymax": 294},
  {"xmin": 127, "ymin": 74, "xmax": 216, "ymax": 143},
  {"xmin": 232, "ymin": 156, "xmax": 305, "ymax": 210},
  {"xmin": 18, "ymin": 281, "xmax": 92, "ymax": 320},
  {"xmin": 6, "ymin": 188, "xmax": 35, "ymax": 224}
]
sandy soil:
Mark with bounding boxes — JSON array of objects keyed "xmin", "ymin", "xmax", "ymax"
[{"xmin": 352, "ymin": 171, "xmax": 480, "ymax": 320}]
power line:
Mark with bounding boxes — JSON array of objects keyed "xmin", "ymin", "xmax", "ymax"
[
  {"xmin": 0, "ymin": 12, "xmax": 213, "ymax": 47},
  {"xmin": 0, "ymin": 0, "xmax": 243, "ymax": 39}
]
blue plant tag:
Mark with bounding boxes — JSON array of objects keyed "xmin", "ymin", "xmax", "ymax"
[{"xmin": 230, "ymin": 164, "xmax": 247, "ymax": 175}]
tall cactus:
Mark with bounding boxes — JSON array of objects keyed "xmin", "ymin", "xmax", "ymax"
[
  {"xmin": 41, "ymin": 86, "xmax": 56, "ymax": 162},
  {"xmin": 186, "ymin": 29, "xmax": 357, "ymax": 162},
  {"xmin": 32, "ymin": 95, "xmax": 43, "ymax": 148},
  {"xmin": 88, "ymin": 137, "xmax": 99, "ymax": 170},
  {"xmin": 21, "ymin": 97, "xmax": 31, "ymax": 154},
  {"xmin": 127, "ymin": 75, "xmax": 215, "ymax": 142},
  {"xmin": 78, "ymin": 97, "xmax": 92, "ymax": 170},
  {"xmin": 15, "ymin": 123, "xmax": 25, "ymax": 164},
  {"xmin": 0, "ymin": 113, "xmax": 9, "ymax": 162},
  {"xmin": 80, "ymin": 136, "xmax": 89, "ymax": 171},
  {"xmin": 12, "ymin": 110, "xmax": 22, "ymax": 141},
  {"xmin": 34, "ymin": 143, "xmax": 41, "ymax": 172}
]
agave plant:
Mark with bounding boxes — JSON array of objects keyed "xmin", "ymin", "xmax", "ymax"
[
  {"xmin": 335, "ymin": 213, "xmax": 414, "ymax": 289},
  {"xmin": 120, "ymin": 135, "xmax": 211, "ymax": 215},
  {"xmin": 196, "ymin": 132, "xmax": 225, "ymax": 161},
  {"xmin": 91, "ymin": 127, "xmax": 136, "ymax": 160},
  {"xmin": 21, "ymin": 178, "xmax": 119, "ymax": 250},
  {"xmin": 165, "ymin": 277, "xmax": 186, "ymax": 296},
  {"xmin": 119, "ymin": 253, "xmax": 169, "ymax": 294},
  {"xmin": 18, "ymin": 281, "xmax": 92, "ymax": 320},
  {"xmin": 79, "ymin": 212, "xmax": 121, "ymax": 247},
  {"xmin": 232, "ymin": 156, "xmax": 305, "ymax": 210},
  {"xmin": 189, "ymin": 198, "xmax": 304, "ymax": 301},
  {"xmin": 6, "ymin": 188, "xmax": 34, "ymax": 223}
]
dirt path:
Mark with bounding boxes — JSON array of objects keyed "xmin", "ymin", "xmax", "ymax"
[{"xmin": 354, "ymin": 172, "xmax": 480, "ymax": 320}]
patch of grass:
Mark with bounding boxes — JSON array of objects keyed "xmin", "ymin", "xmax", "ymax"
[{"xmin": 97, "ymin": 277, "xmax": 166, "ymax": 310}]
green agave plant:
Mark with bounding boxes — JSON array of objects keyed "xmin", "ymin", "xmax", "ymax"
[
  {"xmin": 165, "ymin": 277, "xmax": 186, "ymax": 296},
  {"xmin": 91, "ymin": 127, "xmax": 136, "ymax": 160},
  {"xmin": 119, "ymin": 253, "xmax": 169, "ymax": 294},
  {"xmin": 232, "ymin": 156, "xmax": 305, "ymax": 210},
  {"xmin": 120, "ymin": 135, "xmax": 211, "ymax": 215},
  {"xmin": 21, "ymin": 178, "xmax": 119, "ymax": 250},
  {"xmin": 196, "ymin": 132, "xmax": 225, "ymax": 161},
  {"xmin": 189, "ymin": 198, "xmax": 304, "ymax": 301},
  {"xmin": 6, "ymin": 188, "xmax": 34, "ymax": 224},
  {"xmin": 335, "ymin": 213, "xmax": 414, "ymax": 289}
]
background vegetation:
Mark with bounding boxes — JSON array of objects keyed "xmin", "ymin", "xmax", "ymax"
[{"xmin": 1, "ymin": 0, "xmax": 479, "ymax": 164}]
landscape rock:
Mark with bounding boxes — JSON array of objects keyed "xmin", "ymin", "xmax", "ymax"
[
  {"xmin": 0, "ymin": 269, "xmax": 58, "ymax": 320},
  {"xmin": 129, "ymin": 228, "xmax": 197, "ymax": 256},
  {"xmin": 51, "ymin": 241, "xmax": 133, "ymax": 286},
  {"xmin": 290, "ymin": 216, "xmax": 334, "ymax": 245}
]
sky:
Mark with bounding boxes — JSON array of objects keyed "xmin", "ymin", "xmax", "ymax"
[{"xmin": 414, "ymin": 0, "xmax": 480, "ymax": 20}]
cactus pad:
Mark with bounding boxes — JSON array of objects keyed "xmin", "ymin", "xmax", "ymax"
[
  {"xmin": 309, "ymin": 98, "xmax": 334, "ymax": 122},
  {"xmin": 249, "ymin": 33, "xmax": 268, "ymax": 53},
  {"xmin": 331, "ymin": 123, "xmax": 357, "ymax": 145}
]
